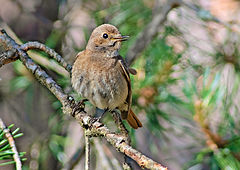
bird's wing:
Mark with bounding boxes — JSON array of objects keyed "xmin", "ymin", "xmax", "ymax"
[
  {"xmin": 117, "ymin": 55, "xmax": 137, "ymax": 75},
  {"xmin": 117, "ymin": 55, "xmax": 132, "ymax": 118}
]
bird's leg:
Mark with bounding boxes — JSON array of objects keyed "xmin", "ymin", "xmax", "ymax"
[
  {"xmin": 99, "ymin": 108, "xmax": 108, "ymax": 120},
  {"xmin": 111, "ymin": 110, "xmax": 129, "ymax": 136},
  {"xmin": 72, "ymin": 99, "xmax": 88, "ymax": 116},
  {"xmin": 95, "ymin": 108, "xmax": 108, "ymax": 119},
  {"xmin": 90, "ymin": 108, "xmax": 109, "ymax": 124}
]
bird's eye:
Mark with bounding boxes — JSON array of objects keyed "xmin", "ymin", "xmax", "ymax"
[{"xmin": 103, "ymin": 33, "xmax": 108, "ymax": 39}]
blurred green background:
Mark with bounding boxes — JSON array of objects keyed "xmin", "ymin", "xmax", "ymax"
[{"xmin": 1, "ymin": 0, "xmax": 240, "ymax": 169}]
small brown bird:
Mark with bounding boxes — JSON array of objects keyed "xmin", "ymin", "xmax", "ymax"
[{"xmin": 71, "ymin": 24, "xmax": 142, "ymax": 129}]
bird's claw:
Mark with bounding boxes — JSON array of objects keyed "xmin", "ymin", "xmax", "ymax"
[{"xmin": 72, "ymin": 99, "xmax": 88, "ymax": 116}]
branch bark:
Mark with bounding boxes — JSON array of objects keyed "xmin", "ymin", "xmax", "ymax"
[
  {"xmin": 0, "ymin": 50, "xmax": 18, "ymax": 67},
  {"xmin": 21, "ymin": 42, "xmax": 72, "ymax": 73},
  {"xmin": 0, "ymin": 29, "xmax": 167, "ymax": 170}
]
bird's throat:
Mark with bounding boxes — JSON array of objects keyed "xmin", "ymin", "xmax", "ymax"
[{"xmin": 106, "ymin": 50, "xmax": 119, "ymax": 58}]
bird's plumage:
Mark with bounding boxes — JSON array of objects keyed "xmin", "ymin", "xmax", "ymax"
[{"xmin": 71, "ymin": 24, "xmax": 142, "ymax": 129}]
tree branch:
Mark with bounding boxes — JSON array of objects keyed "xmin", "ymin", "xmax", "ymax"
[
  {"xmin": 21, "ymin": 42, "xmax": 72, "ymax": 73},
  {"xmin": 0, "ymin": 29, "xmax": 167, "ymax": 170},
  {"xmin": 0, "ymin": 30, "xmax": 20, "ymax": 67},
  {"xmin": 85, "ymin": 131, "xmax": 90, "ymax": 170},
  {"xmin": 0, "ymin": 50, "xmax": 18, "ymax": 67},
  {"xmin": 0, "ymin": 22, "xmax": 69, "ymax": 77},
  {"xmin": 0, "ymin": 118, "xmax": 22, "ymax": 170}
]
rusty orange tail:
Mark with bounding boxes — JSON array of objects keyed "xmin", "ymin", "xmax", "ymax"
[{"xmin": 126, "ymin": 109, "xmax": 142, "ymax": 129}]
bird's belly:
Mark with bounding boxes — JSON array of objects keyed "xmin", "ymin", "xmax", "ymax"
[{"xmin": 72, "ymin": 70, "xmax": 128, "ymax": 110}]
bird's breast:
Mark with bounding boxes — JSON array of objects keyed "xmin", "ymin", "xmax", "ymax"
[{"xmin": 72, "ymin": 56, "xmax": 128, "ymax": 110}]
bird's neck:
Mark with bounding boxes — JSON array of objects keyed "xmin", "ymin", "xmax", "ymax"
[
  {"xmin": 105, "ymin": 50, "xmax": 119, "ymax": 58},
  {"xmin": 87, "ymin": 48, "xmax": 119, "ymax": 58}
]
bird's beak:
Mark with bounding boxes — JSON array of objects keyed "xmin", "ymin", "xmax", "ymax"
[{"xmin": 113, "ymin": 35, "xmax": 129, "ymax": 41}]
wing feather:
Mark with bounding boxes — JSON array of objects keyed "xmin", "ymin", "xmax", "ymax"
[{"xmin": 117, "ymin": 56, "xmax": 132, "ymax": 117}]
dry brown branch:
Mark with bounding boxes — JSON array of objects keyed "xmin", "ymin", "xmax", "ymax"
[
  {"xmin": 126, "ymin": 0, "xmax": 181, "ymax": 65},
  {"xmin": 0, "ymin": 29, "xmax": 167, "ymax": 170},
  {"xmin": 0, "ymin": 118, "xmax": 22, "ymax": 170}
]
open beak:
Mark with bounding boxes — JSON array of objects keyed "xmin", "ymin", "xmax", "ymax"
[{"xmin": 113, "ymin": 35, "xmax": 129, "ymax": 41}]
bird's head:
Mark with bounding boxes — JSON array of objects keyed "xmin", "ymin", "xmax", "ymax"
[{"xmin": 86, "ymin": 24, "xmax": 128, "ymax": 53}]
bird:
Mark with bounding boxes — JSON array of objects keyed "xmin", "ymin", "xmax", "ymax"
[{"xmin": 71, "ymin": 24, "xmax": 142, "ymax": 129}]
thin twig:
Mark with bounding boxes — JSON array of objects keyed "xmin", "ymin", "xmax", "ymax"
[
  {"xmin": 0, "ymin": 118, "xmax": 22, "ymax": 170},
  {"xmin": 85, "ymin": 130, "xmax": 90, "ymax": 170},
  {"xmin": 21, "ymin": 42, "xmax": 72, "ymax": 73},
  {"xmin": 0, "ymin": 29, "xmax": 168, "ymax": 170}
]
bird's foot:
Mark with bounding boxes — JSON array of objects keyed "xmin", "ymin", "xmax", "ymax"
[{"xmin": 72, "ymin": 99, "xmax": 88, "ymax": 117}]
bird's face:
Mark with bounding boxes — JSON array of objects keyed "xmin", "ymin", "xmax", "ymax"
[{"xmin": 86, "ymin": 24, "xmax": 128, "ymax": 52}]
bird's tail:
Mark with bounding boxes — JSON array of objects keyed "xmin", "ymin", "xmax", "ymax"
[{"xmin": 126, "ymin": 109, "xmax": 142, "ymax": 129}]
